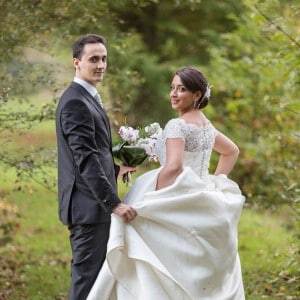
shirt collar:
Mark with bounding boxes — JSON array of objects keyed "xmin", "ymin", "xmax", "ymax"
[{"xmin": 73, "ymin": 77, "xmax": 98, "ymax": 97}]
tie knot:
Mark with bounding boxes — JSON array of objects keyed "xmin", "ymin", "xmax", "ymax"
[{"xmin": 94, "ymin": 93, "xmax": 103, "ymax": 108}]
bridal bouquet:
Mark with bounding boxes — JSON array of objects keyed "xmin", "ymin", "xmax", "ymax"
[{"xmin": 113, "ymin": 122, "xmax": 162, "ymax": 185}]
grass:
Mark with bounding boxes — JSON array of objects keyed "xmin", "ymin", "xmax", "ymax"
[
  {"xmin": 0, "ymin": 187, "xmax": 70, "ymax": 300},
  {"xmin": 239, "ymin": 206, "xmax": 298, "ymax": 299}
]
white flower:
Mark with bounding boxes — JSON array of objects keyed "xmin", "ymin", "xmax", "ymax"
[
  {"xmin": 119, "ymin": 126, "xmax": 139, "ymax": 144},
  {"xmin": 145, "ymin": 122, "xmax": 161, "ymax": 136}
]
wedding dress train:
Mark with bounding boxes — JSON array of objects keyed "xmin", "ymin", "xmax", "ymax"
[{"xmin": 87, "ymin": 167, "xmax": 245, "ymax": 300}]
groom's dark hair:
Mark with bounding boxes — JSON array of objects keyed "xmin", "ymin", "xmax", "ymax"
[{"xmin": 73, "ymin": 34, "xmax": 106, "ymax": 59}]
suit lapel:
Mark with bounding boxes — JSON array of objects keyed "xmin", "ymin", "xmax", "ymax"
[{"xmin": 70, "ymin": 82, "xmax": 112, "ymax": 146}]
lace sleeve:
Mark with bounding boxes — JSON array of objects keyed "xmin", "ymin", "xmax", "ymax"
[{"xmin": 164, "ymin": 119, "xmax": 185, "ymax": 142}]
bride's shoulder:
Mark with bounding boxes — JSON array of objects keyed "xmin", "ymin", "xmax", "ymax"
[
  {"xmin": 163, "ymin": 118, "xmax": 185, "ymax": 138},
  {"xmin": 165, "ymin": 118, "xmax": 185, "ymax": 128}
]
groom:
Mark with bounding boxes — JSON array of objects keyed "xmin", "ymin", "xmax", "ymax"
[{"xmin": 55, "ymin": 34, "xmax": 137, "ymax": 300}]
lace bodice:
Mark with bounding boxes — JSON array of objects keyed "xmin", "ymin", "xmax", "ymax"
[{"xmin": 156, "ymin": 118, "xmax": 217, "ymax": 179}]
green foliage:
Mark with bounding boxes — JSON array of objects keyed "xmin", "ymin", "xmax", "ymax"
[
  {"xmin": 205, "ymin": 0, "xmax": 299, "ymax": 208},
  {"xmin": 106, "ymin": 0, "xmax": 244, "ymax": 125},
  {"xmin": 204, "ymin": 2, "xmax": 300, "ymax": 294},
  {"xmin": 104, "ymin": 32, "xmax": 171, "ymax": 127}
]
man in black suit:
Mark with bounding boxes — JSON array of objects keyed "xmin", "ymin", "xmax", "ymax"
[{"xmin": 55, "ymin": 34, "xmax": 137, "ymax": 300}]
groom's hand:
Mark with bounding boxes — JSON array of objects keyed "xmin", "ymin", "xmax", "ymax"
[{"xmin": 112, "ymin": 203, "xmax": 137, "ymax": 223}]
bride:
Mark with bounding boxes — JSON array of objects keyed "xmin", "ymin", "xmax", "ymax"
[{"xmin": 87, "ymin": 66, "xmax": 245, "ymax": 300}]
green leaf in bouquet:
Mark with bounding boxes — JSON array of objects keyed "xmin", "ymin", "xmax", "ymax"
[
  {"xmin": 119, "ymin": 145, "xmax": 148, "ymax": 167},
  {"xmin": 112, "ymin": 142, "xmax": 127, "ymax": 161}
]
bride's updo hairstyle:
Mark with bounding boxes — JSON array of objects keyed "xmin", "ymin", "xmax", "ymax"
[{"xmin": 174, "ymin": 67, "xmax": 210, "ymax": 109}]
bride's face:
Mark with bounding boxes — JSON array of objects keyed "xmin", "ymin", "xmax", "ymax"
[{"xmin": 170, "ymin": 75, "xmax": 198, "ymax": 114}]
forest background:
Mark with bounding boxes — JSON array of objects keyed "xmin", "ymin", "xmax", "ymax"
[{"xmin": 0, "ymin": 0, "xmax": 299, "ymax": 299}]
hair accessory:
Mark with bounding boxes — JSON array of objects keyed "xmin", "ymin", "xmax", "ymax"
[{"xmin": 203, "ymin": 84, "xmax": 212, "ymax": 100}]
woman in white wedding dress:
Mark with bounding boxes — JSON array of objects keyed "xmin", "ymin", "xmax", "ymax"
[{"xmin": 87, "ymin": 66, "xmax": 245, "ymax": 300}]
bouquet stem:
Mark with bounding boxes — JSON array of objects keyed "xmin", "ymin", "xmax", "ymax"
[{"xmin": 122, "ymin": 171, "xmax": 132, "ymax": 186}]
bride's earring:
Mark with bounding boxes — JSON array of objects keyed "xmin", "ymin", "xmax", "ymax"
[{"xmin": 194, "ymin": 97, "xmax": 200, "ymax": 108}]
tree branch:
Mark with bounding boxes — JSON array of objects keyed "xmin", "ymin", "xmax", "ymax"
[{"xmin": 254, "ymin": 5, "xmax": 300, "ymax": 49}]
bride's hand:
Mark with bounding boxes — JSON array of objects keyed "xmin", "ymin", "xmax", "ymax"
[{"xmin": 118, "ymin": 164, "xmax": 137, "ymax": 180}]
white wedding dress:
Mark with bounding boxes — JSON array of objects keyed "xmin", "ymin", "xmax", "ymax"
[{"xmin": 87, "ymin": 118, "xmax": 245, "ymax": 300}]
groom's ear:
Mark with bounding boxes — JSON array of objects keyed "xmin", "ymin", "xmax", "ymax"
[
  {"xmin": 73, "ymin": 58, "xmax": 81, "ymax": 72},
  {"xmin": 73, "ymin": 57, "xmax": 80, "ymax": 68}
]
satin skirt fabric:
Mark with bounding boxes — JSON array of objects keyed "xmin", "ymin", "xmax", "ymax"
[{"xmin": 87, "ymin": 167, "xmax": 245, "ymax": 300}]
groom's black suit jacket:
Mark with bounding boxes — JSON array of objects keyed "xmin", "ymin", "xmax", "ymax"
[{"xmin": 56, "ymin": 82, "xmax": 121, "ymax": 225}]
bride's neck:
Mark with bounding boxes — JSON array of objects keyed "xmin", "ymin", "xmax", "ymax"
[{"xmin": 179, "ymin": 108, "xmax": 199, "ymax": 117}]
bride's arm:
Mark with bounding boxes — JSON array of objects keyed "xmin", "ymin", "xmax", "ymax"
[
  {"xmin": 156, "ymin": 138, "xmax": 185, "ymax": 190},
  {"xmin": 213, "ymin": 131, "xmax": 239, "ymax": 176}
]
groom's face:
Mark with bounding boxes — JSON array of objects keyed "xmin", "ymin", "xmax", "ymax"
[{"xmin": 73, "ymin": 43, "xmax": 107, "ymax": 87}]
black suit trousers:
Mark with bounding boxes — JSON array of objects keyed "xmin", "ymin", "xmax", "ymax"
[{"xmin": 68, "ymin": 222, "xmax": 111, "ymax": 300}]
